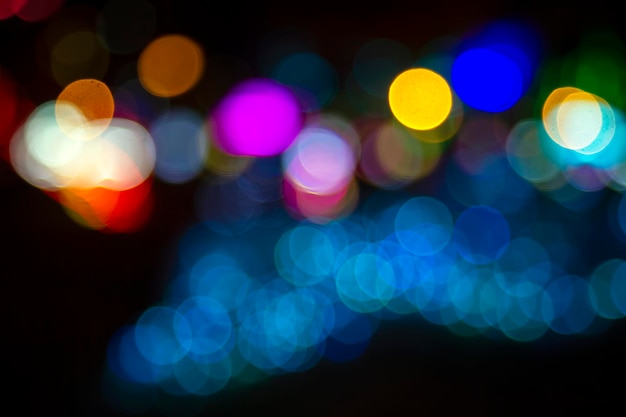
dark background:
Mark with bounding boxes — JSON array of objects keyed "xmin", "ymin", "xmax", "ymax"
[{"xmin": 2, "ymin": 1, "xmax": 626, "ymax": 416}]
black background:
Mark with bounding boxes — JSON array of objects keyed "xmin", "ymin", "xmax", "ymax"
[{"xmin": 2, "ymin": 1, "xmax": 626, "ymax": 416}]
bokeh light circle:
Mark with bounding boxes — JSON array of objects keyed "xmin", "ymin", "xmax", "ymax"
[
  {"xmin": 56, "ymin": 78, "xmax": 114, "ymax": 140},
  {"xmin": 451, "ymin": 48, "xmax": 523, "ymax": 112},
  {"xmin": 210, "ymin": 78, "xmax": 304, "ymax": 157},
  {"xmin": 138, "ymin": 34, "xmax": 205, "ymax": 98},
  {"xmin": 388, "ymin": 68, "xmax": 452, "ymax": 130}
]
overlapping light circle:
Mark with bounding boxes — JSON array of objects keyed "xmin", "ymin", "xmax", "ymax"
[{"xmin": 8, "ymin": 6, "xmax": 626, "ymax": 413}]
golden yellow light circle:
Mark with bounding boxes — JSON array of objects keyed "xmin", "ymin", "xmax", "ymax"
[
  {"xmin": 388, "ymin": 68, "xmax": 452, "ymax": 131},
  {"xmin": 137, "ymin": 34, "xmax": 205, "ymax": 98},
  {"xmin": 56, "ymin": 78, "xmax": 115, "ymax": 140}
]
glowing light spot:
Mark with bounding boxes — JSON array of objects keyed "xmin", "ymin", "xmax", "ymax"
[
  {"xmin": 150, "ymin": 107, "xmax": 208, "ymax": 184},
  {"xmin": 56, "ymin": 179, "xmax": 153, "ymax": 233},
  {"xmin": 589, "ymin": 259, "xmax": 626, "ymax": 319},
  {"xmin": 10, "ymin": 101, "xmax": 156, "ymax": 191},
  {"xmin": 0, "ymin": 1, "xmax": 26, "ymax": 20},
  {"xmin": 13, "ymin": 0, "xmax": 64, "ymax": 22},
  {"xmin": 281, "ymin": 176, "xmax": 359, "ymax": 224},
  {"xmin": 394, "ymin": 196, "xmax": 453, "ymax": 256},
  {"xmin": 388, "ymin": 68, "xmax": 452, "ymax": 131},
  {"xmin": 453, "ymin": 205, "xmax": 510, "ymax": 264},
  {"xmin": 0, "ymin": 71, "xmax": 20, "ymax": 161},
  {"xmin": 358, "ymin": 120, "xmax": 443, "ymax": 189},
  {"xmin": 610, "ymin": 261, "xmax": 626, "ymax": 315},
  {"xmin": 282, "ymin": 126, "xmax": 356, "ymax": 196},
  {"xmin": 106, "ymin": 325, "xmax": 162, "ymax": 385},
  {"xmin": 210, "ymin": 78, "xmax": 304, "ymax": 157},
  {"xmin": 506, "ymin": 119, "xmax": 560, "ymax": 184},
  {"xmin": 451, "ymin": 19, "xmax": 541, "ymax": 112},
  {"xmin": 274, "ymin": 223, "xmax": 337, "ymax": 287},
  {"xmin": 174, "ymin": 296, "xmax": 233, "ymax": 360},
  {"xmin": 335, "ymin": 252, "xmax": 396, "ymax": 314},
  {"xmin": 452, "ymin": 48, "xmax": 522, "ymax": 112},
  {"xmin": 408, "ymin": 92, "xmax": 464, "ymax": 144},
  {"xmin": 138, "ymin": 34, "xmax": 205, "ymax": 97},
  {"xmin": 546, "ymin": 274, "xmax": 596, "ymax": 335},
  {"xmin": 171, "ymin": 355, "xmax": 232, "ymax": 396},
  {"xmin": 56, "ymin": 78, "xmax": 115, "ymax": 140},
  {"xmin": 542, "ymin": 87, "xmax": 615, "ymax": 154},
  {"xmin": 134, "ymin": 306, "xmax": 192, "ymax": 366}
]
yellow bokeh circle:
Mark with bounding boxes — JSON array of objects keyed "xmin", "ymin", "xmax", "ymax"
[{"xmin": 388, "ymin": 68, "xmax": 452, "ymax": 131}]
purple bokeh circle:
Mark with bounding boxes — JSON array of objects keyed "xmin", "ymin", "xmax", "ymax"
[{"xmin": 210, "ymin": 78, "xmax": 304, "ymax": 157}]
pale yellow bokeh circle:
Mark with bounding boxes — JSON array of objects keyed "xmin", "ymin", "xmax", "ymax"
[{"xmin": 388, "ymin": 68, "xmax": 452, "ymax": 131}]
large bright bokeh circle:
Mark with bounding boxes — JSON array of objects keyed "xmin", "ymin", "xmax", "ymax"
[
  {"xmin": 451, "ymin": 47, "xmax": 523, "ymax": 112},
  {"xmin": 210, "ymin": 78, "xmax": 304, "ymax": 157},
  {"xmin": 388, "ymin": 68, "xmax": 452, "ymax": 131}
]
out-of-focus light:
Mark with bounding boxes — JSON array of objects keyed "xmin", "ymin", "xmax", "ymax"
[
  {"xmin": 542, "ymin": 87, "xmax": 616, "ymax": 155},
  {"xmin": 135, "ymin": 305, "xmax": 192, "ymax": 366},
  {"xmin": 495, "ymin": 237, "xmax": 551, "ymax": 288},
  {"xmin": 174, "ymin": 296, "xmax": 234, "ymax": 360},
  {"xmin": 274, "ymin": 222, "xmax": 339, "ymax": 287},
  {"xmin": 56, "ymin": 78, "xmax": 115, "ymax": 140},
  {"xmin": 138, "ymin": 34, "xmax": 205, "ymax": 98},
  {"xmin": 11, "ymin": 0, "xmax": 64, "ymax": 22},
  {"xmin": 452, "ymin": 113, "xmax": 509, "ymax": 175},
  {"xmin": 451, "ymin": 19, "xmax": 542, "ymax": 112},
  {"xmin": 388, "ymin": 68, "xmax": 452, "ymax": 131},
  {"xmin": 106, "ymin": 324, "xmax": 164, "ymax": 385},
  {"xmin": 10, "ymin": 101, "xmax": 156, "ymax": 191},
  {"xmin": 210, "ymin": 78, "xmax": 304, "ymax": 157},
  {"xmin": 96, "ymin": 0, "xmax": 157, "ymax": 55},
  {"xmin": 54, "ymin": 178, "xmax": 154, "ymax": 233},
  {"xmin": 282, "ymin": 126, "xmax": 356, "ymax": 196},
  {"xmin": 452, "ymin": 47, "xmax": 523, "ymax": 112},
  {"xmin": 408, "ymin": 92, "xmax": 464, "ymax": 144},
  {"xmin": 611, "ymin": 261, "xmax": 626, "ymax": 314},
  {"xmin": 445, "ymin": 152, "xmax": 536, "ymax": 214},
  {"xmin": 357, "ymin": 118, "xmax": 443, "ymax": 190},
  {"xmin": 589, "ymin": 258, "xmax": 626, "ymax": 320},
  {"xmin": 538, "ymin": 102, "xmax": 626, "ymax": 176},
  {"xmin": 453, "ymin": 205, "xmax": 510, "ymax": 264},
  {"xmin": 0, "ymin": 0, "xmax": 26, "ymax": 20},
  {"xmin": 546, "ymin": 274, "xmax": 596, "ymax": 335},
  {"xmin": 506, "ymin": 119, "xmax": 560, "ymax": 185},
  {"xmin": 150, "ymin": 107, "xmax": 209, "ymax": 184},
  {"xmin": 393, "ymin": 196, "xmax": 453, "ymax": 256},
  {"xmin": 335, "ymin": 250, "xmax": 396, "ymax": 314},
  {"xmin": 281, "ymin": 176, "xmax": 359, "ymax": 224},
  {"xmin": 203, "ymin": 138, "xmax": 253, "ymax": 178},
  {"xmin": 0, "ymin": 70, "xmax": 20, "ymax": 161},
  {"xmin": 548, "ymin": 29, "xmax": 626, "ymax": 112},
  {"xmin": 112, "ymin": 77, "xmax": 170, "ymax": 127}
]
